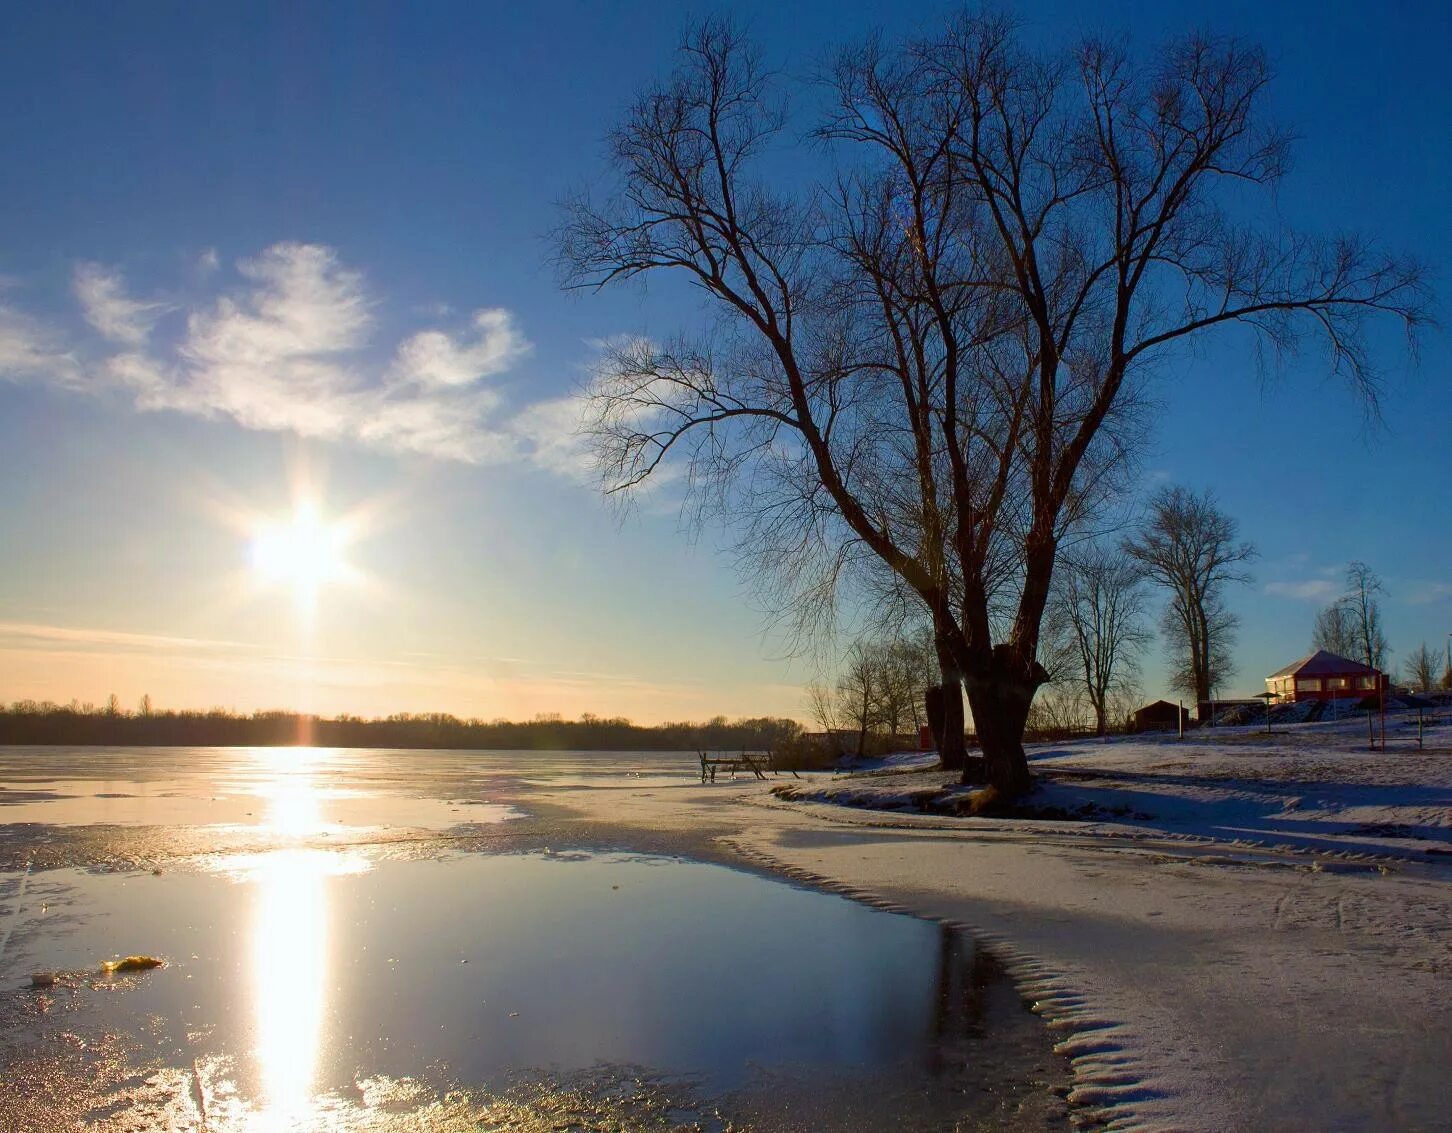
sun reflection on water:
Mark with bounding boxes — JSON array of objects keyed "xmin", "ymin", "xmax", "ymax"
[{"xmin": 212, "ymin": 748, "xmax": 370, "ymax": 1130}]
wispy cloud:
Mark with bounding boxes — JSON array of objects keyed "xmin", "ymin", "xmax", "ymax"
[
  {"xmin": 510, "ymin": 394, "xmax": 594, "ymax": 480},
  {"xmin": 1405, "ymin": 581, "xmax": 1452, "ymax": 606},
  {"xmin": 0, "ymin": 305, "xmax": 84, "ymax": 388},
  {"xmin": 391, "ymin": 308, "xmax": 528, "ymax": 389},
  {"xmin": 1, "ymin": 243, "xmax": 580, "ymax": 468},
  {"xmin": 0, "ymin": 621, "xmax": 254, "ymax": 654},
  {"xmin": 0, "ymin": 619, "xmax": 714, "ymax": 719},
  {"xmin": 73, "ymin": 262, "xmax": 171, "ymax": 346},
  {"xmin": 1264, "ymin": 578, "xmax": 1340, "ymax": 601}
]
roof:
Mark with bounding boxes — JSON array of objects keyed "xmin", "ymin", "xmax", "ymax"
[
  {"xmin": 1267, "ymin": 649, "xmax": 1380, "ymax": 679},
  {"xmin": 1135, "ymin": 700, "xmax": 1184, "ymax": 714}
]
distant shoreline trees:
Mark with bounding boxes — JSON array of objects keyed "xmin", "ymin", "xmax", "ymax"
[{"xmin": 0, "ymin": 700, "xmax": 803, "ymax": 753}]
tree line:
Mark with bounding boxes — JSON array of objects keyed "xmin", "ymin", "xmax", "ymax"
[{"xmin": 0, "ymin": 700, "xmax": 804, "ymax": 752}]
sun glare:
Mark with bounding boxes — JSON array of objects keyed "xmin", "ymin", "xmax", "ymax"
[{"xmin": 250, "ymin": 502, "xmax": 349, "ymax": 602}]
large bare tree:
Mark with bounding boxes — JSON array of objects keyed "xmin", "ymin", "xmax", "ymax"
[
  {"xmin": 1047, "ymin": 543, "xmax": 1151, "ymax": 735},
  {"xmin": 557, "ymin": 17, "xmax": 1427, "ymax": 797},
  {"xmin": 1124, "ymin": 487, "xmax": 1254, "ymax": 703},
  {"xmin": 1342, "ymin": 561, "xmax": 1389, "ymax": 671}
]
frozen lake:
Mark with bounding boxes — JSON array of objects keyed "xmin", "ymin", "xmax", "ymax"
[{"xmin": 0, "ymin": 746, "xmax": 1067, "ymax": 1130}]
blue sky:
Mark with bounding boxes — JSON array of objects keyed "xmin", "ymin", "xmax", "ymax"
[{"xmin": 0, "ymin": 1, "xmax": 1447, "ymax": 721}]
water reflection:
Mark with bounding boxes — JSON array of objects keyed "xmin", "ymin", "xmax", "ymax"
[{"xmin": 234, "ymin": 749, "xmax": 366, "ymax": 1129}]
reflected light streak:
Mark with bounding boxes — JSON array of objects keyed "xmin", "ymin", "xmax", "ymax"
[
  {"xmin": 251, "ymin": 848, "xmax": 327, "ymax": 1130},
  {"xmin": 229, "ymin": 749, "xmax": 369, "ymax": 1131}
]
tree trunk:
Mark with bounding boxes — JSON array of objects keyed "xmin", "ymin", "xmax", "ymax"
[
  {"xmin": 929, "ymin": 638, "xmax": 967, "ymax": 771},
  {"xmin": 925, "ymin": 680, "xmax": 967, "ymax": 771},
  {"xmin": 963, "ymin": 651, "xmax": 1039, "ymax": 797}
]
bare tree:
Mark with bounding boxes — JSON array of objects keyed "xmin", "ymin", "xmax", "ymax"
[
  {"xmin": 803, "ymin": 681, "xmax": 841, "ymax": 736},
  {"xmin": 1125, "ymin": 487, "xmax": 1254, "ymax": 704},
  {"xmin": 1312, "ymin": 600, "xmax": 1358, "ymax": 658},
  {"xmin": 836, "ymin": 643, "xmax": 880, "ymax": 757},
  {"xmin": 1405, "ymin": 643, "xmax": 1439, "ymax": 692},
  {"xmin": 1048, "ymin": 543, "xmax": 1151, "ymax": 735},
  {"xmin": 879, "ymin": 634, "xmax": 935, "ymax": 736},
  {"xmin": 558, "ymin": 17, "xmax": 1428, "ymax": 797},
  {"xmin": 1342, "ymin": 562, "xmax": 1389, "ymax": 671}
]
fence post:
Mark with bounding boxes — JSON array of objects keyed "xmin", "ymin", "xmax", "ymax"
[
  {"xmin": 1367, "ymin": 710, "xmax": 1376, "ymax": 752},
  {"xmin": 1178, "ymin": 701, "xmax": 1184, "ymax": 741}
]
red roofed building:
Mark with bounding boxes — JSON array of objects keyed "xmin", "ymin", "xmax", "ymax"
[{"xmin": 1265, "ymin": 650, "xmax": 1387, "ymax": 703}]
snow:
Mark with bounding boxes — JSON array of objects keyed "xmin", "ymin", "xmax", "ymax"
[
  {"xmin": 546, "ymin": 715, "xmax": 1452, "ymax": 1130},
  {"xmin": 776, "ymin": 713, "xmax": 1452, "ymax": 861}
]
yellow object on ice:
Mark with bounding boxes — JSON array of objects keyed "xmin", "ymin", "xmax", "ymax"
[{"xmin": 100, "ymin": 955, "xmax": 165, "ymax": 973}]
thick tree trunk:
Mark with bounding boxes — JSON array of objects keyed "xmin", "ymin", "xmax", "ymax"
[
  {"xmin": 925, "ymin": 679, "xmax": 966, "ymax": 771},
  {"xmin": 962, "ymin": 650, "xmax": 1041, "ymax": 797},
  {"xmin": 927, "ymin": 636, "xmax": 967, "ymax": 770}
]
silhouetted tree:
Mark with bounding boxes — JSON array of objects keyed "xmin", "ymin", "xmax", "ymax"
[
  {"xmin": 1405, "ymin": 642, "xmax": 1439, "ymax": 692},
  {"xmin": 558, "ymin": 17, "xmax": 1427, "ymax": 797},
  {"xmin": 1312, "ymin": 601, "xmax": 1358, "ymax": 658},
  {"xmin": 836, "ymin": 643, "xmax": 881, "ymax": 757},
  {"xmin": 1047, "ymin": 543, "xmax": 1151, "ymax": 735},
  {"xmin": 1125, "ymin": 488, "xmax": 1254, "ymax": 703},
  {"xmin": 1342, "ymin": 562, "xmax": 1389, "ymax": 671}
]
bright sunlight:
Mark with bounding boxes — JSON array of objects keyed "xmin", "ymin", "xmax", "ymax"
[{"xmin": 250, "ymin": 501, "xmax": 350, "ymax": 606}]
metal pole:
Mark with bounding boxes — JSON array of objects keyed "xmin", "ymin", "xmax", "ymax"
[
  {"xmin": 1178, "ymin": 701, "xmax": 1184, "ymax": 740},
  {"xmin": 1380, "ymin": 672, "xmax": 1387, "ymax": 752}
]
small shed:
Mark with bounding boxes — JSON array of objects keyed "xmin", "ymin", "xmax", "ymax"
[
  {"xmin": 1131, "ymin": 700, "xmax": 1191, "ymax": 733},
  {"xmin": 1266, "ymin": 650, "xmax": 1386, "ymax": 703}
]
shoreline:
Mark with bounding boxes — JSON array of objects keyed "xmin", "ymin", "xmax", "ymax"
[{"xmin": 532, "ymin": 763, "xmax": 1452, "ymax": 1132}]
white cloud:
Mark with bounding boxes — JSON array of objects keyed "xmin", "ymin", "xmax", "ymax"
[
  {"xmin": 1405, "ymin": 581, "xmax": 1452, "ymax": 606},
  {"xmin": 75, "ymin": 243, "xmax": 552, "ymax": 465},
  {"xmin": 1, "ymin": 243, "xmax": 615, "ymax": 473},
  {"xmin": 512, "ymin": 393, "xmax": 593, "ymax": 479},
  {"xmin": 0, "ymin": 305, "xmax": 84, "ymax": 387},
  {"xmin": 73, "ymin": 262, "xmax": 170, "ymax": 346},
  {"xmin": 1264, "ymin": 579, "xmax": 1340, "ymax": 601},
  {"xmin": 392, "ymin": 308, "xmax": 529, "ymax": 388}
]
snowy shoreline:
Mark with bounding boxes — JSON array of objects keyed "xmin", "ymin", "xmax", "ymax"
[{"xmin": 544, "ymin": 721, "xmax": 1452, "ymax": 1131}]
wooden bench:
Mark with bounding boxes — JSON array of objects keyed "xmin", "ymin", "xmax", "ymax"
[{"xmin": 698, "ymin": 750, "xmax": 800, "ymax": 782}]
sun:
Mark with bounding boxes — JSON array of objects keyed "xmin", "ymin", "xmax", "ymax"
[{"xmin": 250, "ymin": 502, "xmax": 349, "ymax": 601}]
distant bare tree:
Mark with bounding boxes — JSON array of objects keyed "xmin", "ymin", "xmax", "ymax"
[
  {"xmin": 1405, "ymin": 642, "xmax": 1439, "ymax": 692},
  {"xmin": 1312, "ymin": 601, "xmax": 1358, "ymax": 658},
  {"xmin": 1125, "ymin": 487, "xmax": 1254, "ymax": 704},
  {"xmin": 1343, "ymin": 562, "xmax": 1389, "ymax": 671},
  {"xmin": 879, "ymin": 634, "xmax": 936, "ymax": 736},
  {"xmin": 836, "ymin": 643, "xmax": 880, "ymax": 757},
  {"xmin": 1025, "ymin": 685, "xmax": 1089, "ymax": 734},
  {"xmin": 558, "ymin": 17, "xmax": 1428, "ymax": 797},
  {"xmin": 804, "ymin": 681, "xmax": 841, "ymax": 736},
  {"xmin": 1048, "ymin": 543, "xmax": 1151, "ymax": 735}
]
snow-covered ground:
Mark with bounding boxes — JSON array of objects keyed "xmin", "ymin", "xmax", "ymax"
[
  {"xmin": 541, "ymin": 717, "xmax": 1452, "ymax": 1130},
  {"xmin": 778, "ymin": 713, "xmax": 1452, "ymax": 861}
]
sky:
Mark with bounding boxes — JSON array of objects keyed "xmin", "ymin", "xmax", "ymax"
[{"xmin": 0, "ymin": 0, "xmax": 1448, "ymax": 724}]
